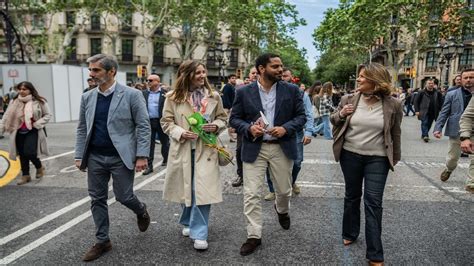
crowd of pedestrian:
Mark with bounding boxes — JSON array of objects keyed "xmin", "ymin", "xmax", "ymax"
[{"xmin": 0, "ymin": 51, "xmax": 472, "ymax": 266}]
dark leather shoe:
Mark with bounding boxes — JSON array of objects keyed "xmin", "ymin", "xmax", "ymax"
[
  {"xmin": 240, "ymin": 238, "xmax": 261, "ymax": 256},
  {"xmin": 161, "ymin": 161, "xmax": 167, "ymax": 166},
  {"xmin": 82, "ymin": 241, "xmax": 112, "ymax": 261},
  {"xmin": 142, "ymin": 168, "xmax": 153, "ymax": 175},
  {"xmin": 274, "ymin": 204, "xmax": 290, "ymax": 230},
  {"xmin": 137, "ymin": 204, "xmax": 150, "ymax": 232},
  {"xmin": 231, "ymin": 176, "xmax": 243, "ymax": 187}
]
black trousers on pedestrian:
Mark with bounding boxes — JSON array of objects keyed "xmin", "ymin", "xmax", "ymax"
[
  {"xmin": 16, "ymin": 129, "xmax": 42, "ymax": 176},
  {"xmin": 236, "ymin": 133, "xmax": 243, "ymax": 178},
  {"xmin": 149, "ymin": 118, "xmax": 169, "ymax": 165},
  {"xmin": 340, "ymin": 149, "xmax": 390, "ymax": 262}
]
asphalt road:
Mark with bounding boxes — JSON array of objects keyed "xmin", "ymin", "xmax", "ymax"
[{"xmin": 0, "ymin": 116, "xmax": 473, "ymax": 265}]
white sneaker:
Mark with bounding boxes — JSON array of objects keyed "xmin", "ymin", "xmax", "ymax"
[
  {"xmin": 182, "ymin": 227, "xmax": 190, "ymax": 237},
  {"xmin": 193, "ymin": 239, "xmax": 208, "ymax": 250}
]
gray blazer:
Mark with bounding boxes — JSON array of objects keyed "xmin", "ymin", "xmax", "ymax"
[
  {"xmin": 75, "ymin": 82, "xmax": 151, "ymax": 170},
  {"xmin": 434, "ymin": 88, "xmax": 465, "ymax": 137}
]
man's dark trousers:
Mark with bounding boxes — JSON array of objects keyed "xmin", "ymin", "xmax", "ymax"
[
  {"xmin": 149, "ymin": 118, "xmax": 169, "ymax": 165},
  {"xmin": 87, "ymin": 152, "xmax": 146, "ymax": 243}
]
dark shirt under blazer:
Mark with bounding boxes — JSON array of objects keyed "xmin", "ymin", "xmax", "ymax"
[
  {"xmin": 229, "ymin": 81, "xmax": 306, "ymax": 162},
  {"xmin": 330, "ymin": 93, "xmax": 403, "ymax": 170}
]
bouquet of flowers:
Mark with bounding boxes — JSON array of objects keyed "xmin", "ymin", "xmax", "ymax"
[{"xmin": 184, "ymin": 112, "xmax": 234, "ymax": 166}]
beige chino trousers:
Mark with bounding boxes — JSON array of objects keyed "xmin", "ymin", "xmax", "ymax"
[{"xmin": 243, "ymin": 143, "xmax": 293, "ymax": 239}]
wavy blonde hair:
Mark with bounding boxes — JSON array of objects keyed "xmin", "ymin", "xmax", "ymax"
[
  {"xmin": 357, "ymin": 63, "xmax": 393, "ymax": 96},
  {"xmin": 169, "ymin": 60, "xmax": 213, "ymax": 103}
]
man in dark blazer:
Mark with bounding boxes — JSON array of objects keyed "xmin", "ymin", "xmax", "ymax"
[
  {"xmin": 414, "ymin": 78, "xmax": 443, "ymax": 142},
  {"xmin": 142, "ymin": 73, "xmax": 170, "ymax": 174},
  {"xmin": 229, "ymin": 53, "xmax": 306, "ymax": 256}
]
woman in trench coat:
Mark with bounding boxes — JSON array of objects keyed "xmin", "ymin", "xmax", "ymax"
[
  {"xmin": 0, "ymin": 81, "xmax": 52, "ymax": 185},
  {"xmin": 160, "ymin": 60, "xmax": 227, "ymax": 250}
]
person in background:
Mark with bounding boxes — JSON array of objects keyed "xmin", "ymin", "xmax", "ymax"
[
  {"xmin": 161, "ymin": 60, "xmax": 228, "ymax": 250},
  {"xmin": 232, "ymin": 67, "xmax": 258, "ymax": 187},
  {"xmin": 222, "ymin": 74, "xmax": 238, "ymax": 142},
  {"xmin": 314, "ymin": 82, "xmax": 335, "ymax": 140},
  {"xmin": 414, "ymin": 79, "xmax": 443, "ymax": 143},
  {"xmin": 0, "ymin": 81, "xmax": 51, "ymax": 185},
  {"xmin": 309, "ymin": 81, "xmax": 323, "ymax": 136},
  {"xmin": 84, "ymin": 78, "xmax": 98, "ymax": 93},
  {"xmin": 404, "ymin": 88, "xmax": 415, "ymax": 116},
  {"xmin": 331, "ymin": 63, "xmax": 402, "ymax": 265},
  {"xmin": 142, "ymin": 73, "xmax": 170, "ymax": 174},
  {"xmin": 448, "ymin": 75, "xmax": 462, "ymax": 92}
]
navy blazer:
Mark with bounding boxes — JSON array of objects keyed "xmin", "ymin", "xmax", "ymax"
[
  {"xmin": 229, "ymin": 81, "xmax": 306, "ymax": 162},
  {"xmin": 142, "ymin": 87, "xmax": 167, "ymax": 119}
]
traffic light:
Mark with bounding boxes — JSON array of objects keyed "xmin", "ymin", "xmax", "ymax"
[
  {"xmin": 411, "ymin": 68, "xmax": 416, "ymax": 78},
  {"xmin": 405, "ymin": 67, "xmax": 411, "ymax": 76},
  {"xmin": 236, "ymin": 69, "xmax": 242, "ymax": 79},
  {"xmin": 137, "ymin": 65, "xmax": 143, "ymax": 78},
  {"xmin": 137, "ymin": 65, "xmax": 148, "ymax": 78}
]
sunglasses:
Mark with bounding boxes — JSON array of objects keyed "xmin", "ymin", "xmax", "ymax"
[{"xmin": 147, "ymin": 79, "xmax": 158, "ymax": 82}]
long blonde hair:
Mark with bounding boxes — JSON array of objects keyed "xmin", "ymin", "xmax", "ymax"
[
  {"xmin": 169, "ymin": 60, "xmax": 213, "ymax": 103},
  {"xmin": 357, "ymin": 63, "xmax": 393, "ymax": 96}
]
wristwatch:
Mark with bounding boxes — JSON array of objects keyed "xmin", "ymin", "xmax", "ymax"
[{"xmin": 460, "ymin": 136, "xmax": 470, "ymax": 141}]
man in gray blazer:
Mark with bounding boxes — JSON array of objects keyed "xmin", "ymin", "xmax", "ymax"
[
  {"xmin": 434, "ymin": 68, "xmax": 474, "ymax": 182},
  {"xmin": 75, "ymin": 54, "xmax": 151, "ymax": 261}
]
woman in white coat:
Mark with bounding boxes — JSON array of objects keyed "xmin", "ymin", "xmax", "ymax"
[
  {"xmin": 0, "ymin": 81, "xmax": 51, "ymax": 185},
  {"xmin": 161, "ymin": 60, "xmax": 227, "ymax": 250}
]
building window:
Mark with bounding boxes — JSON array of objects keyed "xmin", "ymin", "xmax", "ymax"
[
  {"xmin": 66, "ymin": 11, "xmax": 75, "ymax": 27},
  {"xmin": 463, "ymin": 23, "xmax": 473, "ymax": 41},
  {"xmin": 182, "ymin": 23, "xmax": 191, "ymax": 37},
  {"xmin": 66, "ymin": 38, "xmax": 77, "ymax": 60},
  {"xmin": 90, "ymin": 14, "xmax": 101, "ymax": 30},
  {"xmin": 31, "ymin": 14, "xmax": 44, "ymax": 30},
  {"xmin": 403, "ymin": 55, "xmax": 413, "ymax": 67},
  {"xmin": 229, "ymin": 48, "xmax": 238, "ymax": 68},
  {"xmin": 459, "ymin": 48, "xmax": 473, "ymax": 68},
  {"xmin": 90, "ymin": 38, "xmax": 102, "ymax": 55},
  {"xmin": 121, "ymin": 14, "xmax": 132, "ymax": 32},
  {"xmin": 121, "ymin": 39, "xmax": 133, "ymax": 62},
  {"xmin": 428, "ymin": 26, "xmax": 438, "ymax": 44},
  {"xmin": 153, "ymin": 42, "xmax": 164, "ymax": 64},
  {"xmin": 425, "ymin": 51, "xmax": 437, "ymax": 68},
  {"xmin": 154, "ymin": 27, "xmax": 163, "ymax": 36},
  {"xmin": 468, "ymin": 0, "xmax": 474, "ymax": 10}
]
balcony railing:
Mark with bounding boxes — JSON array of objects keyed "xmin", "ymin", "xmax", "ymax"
[{"xmin": 424, "ymin": 66, "xmax": 438, "ymax": 73}]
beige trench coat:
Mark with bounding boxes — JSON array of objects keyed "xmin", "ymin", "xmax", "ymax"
[
  {"xmin": 160, "ymin": 90, "xmax": 228, "ymax": 207},
  {"xmin": 0, "ymin": 100, "xmax": 52, "ymax": 160}
]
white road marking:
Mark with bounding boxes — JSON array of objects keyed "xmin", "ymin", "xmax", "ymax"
[
  {"xmin": 297, "ymin": 181, "xmax": 467, "ymax": 194},
  {"xmin": 302, "ymin": 159, "xmax": 469, "ymax": 169},
  {"xmin": 0, "ymin": 161, "xmax": 162, "ymax": 246},
  {"xmin": 42, "ymin": 150, "xmax": 75, "ymax": 161},
  {"xmin": 0, "ymin": 168, "xmax": 166, "ymax": 264}
]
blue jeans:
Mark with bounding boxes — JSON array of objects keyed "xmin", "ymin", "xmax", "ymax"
[
  {"xmin": 179, "ymin": 150, "xmax": 211, "ymax": 241},
  {"xmin": 340, "ymin": 149, "xmax": 390, "ymax": 262},
  {"xmin": 421, "ymin": 115, "xmax": 435, "ymax": 138},
  {"xmin": 314, "ymin": 115, "xmax": 332, "ymax": 139},
  {"xmin": 266, "ymin": 131, "xmax": 304, "ymax": 193}
]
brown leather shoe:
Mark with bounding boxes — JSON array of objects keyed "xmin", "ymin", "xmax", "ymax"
[
  {"xmin": 440, "ymin": 169, "xmax": 451, "ymax": 182},
  {"xmin": 82, "ymin": 241, "xmax": 112, "ymax": 261},
  {"xmin": 231, "ymin": 176, "xmax": 243, "ymax": 187},
  {"xmin": 274, "ymin": 204, "xmax": 290, "ymax": 230},
  {"xmin": 240, "ymin": 238, "xmax": 261, "ymax": 256},
  {"xmin": 137, "ymin": 203, "xmax": 150, "ymax": 232},
  {"xmin": 17, "ymin": 175, "xmax": 31, "ymax": 185}
]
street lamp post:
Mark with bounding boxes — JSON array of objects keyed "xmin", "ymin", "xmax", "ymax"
[
  {"xmin": 438, "ymin": 58, "xmax": 445, "ymax": 86},
  {"xmin": 435, "ymin": 37, "xmax": 464, "ymax": 87},
  {"xmin": 208, "ymin": 43, "xmax": 232, "ymax": 90}
]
